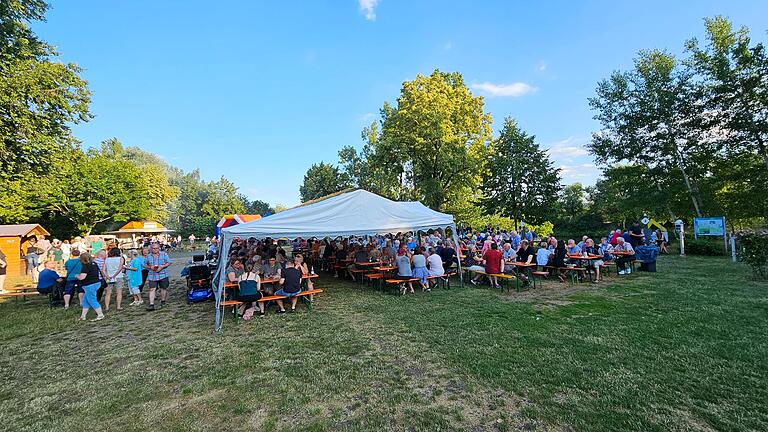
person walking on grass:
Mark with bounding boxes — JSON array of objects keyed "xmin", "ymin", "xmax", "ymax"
[
  {"xmin": 138, "ymin": 247, "xmax": 150, "ymax": 293},
  {"xmin": 75, "ymin": 253, "xmax": 105, "ymax": 321},
  {"xmin": 63, "ymin": 249, "xmax": 82, "ymax": 309},
  {"xmin": 125, "ymin": 250, "xmax": 144, "ymax": 306},
  {"xmin": 104, "ymin": 248, "xmax": 126, "ymax": 311},
  {"xmin": 144, "ymin": 242, "xmax": 171, "ymax": 311}
]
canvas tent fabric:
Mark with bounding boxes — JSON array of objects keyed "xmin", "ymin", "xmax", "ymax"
[{"xmin": 214, "ymin": 189, "xmax": 462, "ymax": 330}]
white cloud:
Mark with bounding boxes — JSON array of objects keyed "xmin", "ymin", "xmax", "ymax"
[
  {"xmin": 471, "ymin": 82, "xmax": 538, "ymax": 97},
  {"xmin": 537, "ymin": 61, "xmax": 547, "ymax": 72},
  {"xmin": 358, "ymin": 0, "xmax": 378, "ymax": 21},
  {"xmin": 359, "ymin": 112, "xmax": 376, "ymax": 123},
  {"xmin": 546, "ymin": 137, "xmax": 590, "ymax": 158},
  {"xmin": 558, "ymin": 163, "xmax": 599, "ymax": 184}
]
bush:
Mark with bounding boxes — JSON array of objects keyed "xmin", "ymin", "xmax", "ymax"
[
  {"xmin": 737, "ymin": 230, "xmax": 768, "ymax": 277},
  {"xmin": 685, "ymin": 239, "xmax": 725, "ymax": 256}
]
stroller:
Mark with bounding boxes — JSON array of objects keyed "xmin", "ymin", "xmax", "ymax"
[{"xmin": 185, "ymin": 255, "xmax": 214, "ymax": 304}]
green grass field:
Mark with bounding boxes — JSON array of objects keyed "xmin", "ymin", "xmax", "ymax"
[{"xmin": 1, "ymin": 255, "xmax": 766, "ymax": 431}]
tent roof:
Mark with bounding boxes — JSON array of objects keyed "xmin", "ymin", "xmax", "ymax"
[
  {"xmin": 222, "ymin": 189, "xmax": 455, "ymax": 239},
  {"xmin": 0, "ymin": 224, "xmax": 49, "ymax": 237},
  {"xmin": 104, "ymin": 221, "xmax": 173, "ymax": 234}
]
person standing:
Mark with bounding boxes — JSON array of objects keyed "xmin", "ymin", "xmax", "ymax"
[
  {"xmin": 63, "ymin": 249, "xmax": 82, "ymax": 309},
  {"xmin": 75, "ymin": 252, "xmax": 105, "ymax": 321},
  {"xmin": 25, "ymin": 237, "xmax": 42, "ymax": 282},
  {"xmin": 144, "ymin": 243, "xmax": 171, "ymax": 310},
  {"xmin": 138, "ymin": 247, "xmax": 150, "ymax": 292},
  {"xmin": 93, "ymin": 249, "xmax": 108, "ymax": 305},
  {"xmin": 0, "ymin": 248, "xmax": 7, "ymax": 292},
  {"xmin": 125, "ymin": 250, "xmax": 144, "ymax": 306},
  {"xmin": 104, "ymin": 248, "xmax": 126, "ymax": 311},
  {"xmin": 629, "ymin": 221, "xmax": 644, "ymax": 247},
  {"xmin": 60, "ymin": 239, "xmax": 71, "ymax": 263}
]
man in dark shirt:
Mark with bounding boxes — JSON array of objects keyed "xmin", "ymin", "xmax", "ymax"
[
  {"xmin": 629, "ymin": 221, "xmax": 644, "ymax": 247},
  {"xmin": 514, "ymin": 240, "xmax": 534, "ymax": 287},
  {"xmin": 275, "ymin": 261, "xmax": 303, "ymax": 313},
  {"xmin": 438, "ymin": 241, "xmax": 457, "ymax": 270}
]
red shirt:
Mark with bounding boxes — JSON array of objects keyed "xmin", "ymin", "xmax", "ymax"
[{"xmin": 483, "ymin": 249, "xmax": 503, "ymax": 274}]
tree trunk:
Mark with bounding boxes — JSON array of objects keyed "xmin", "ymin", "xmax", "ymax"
[
  {"xmin": 673, "ymin": 145, "xmax": 703, "ymax": 217},
  {"xmin": 655, "ymin": 182, "xmax": 677, "ymax": 221}
]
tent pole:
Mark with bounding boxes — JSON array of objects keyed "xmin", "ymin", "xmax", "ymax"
[
  {"xmin": 214, "ymin": 231, "xmax": 229, "ymax": 332},
  {"xmin": 451, "ymin": 224, "xmax": 463, "ymax": 287}
]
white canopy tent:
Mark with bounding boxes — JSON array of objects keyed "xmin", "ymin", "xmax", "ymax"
[{"xmin": 214, "ymin": 189, "xmax": 463, "ymax": 330}]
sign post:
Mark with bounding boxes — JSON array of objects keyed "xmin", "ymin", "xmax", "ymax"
[{"xmin": 693, "ymin": 217, "xmax": 727, "ymax": 253}]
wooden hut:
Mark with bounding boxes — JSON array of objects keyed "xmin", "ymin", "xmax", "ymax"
[
  {"xmin": 0, "ymin": 224, "xmax": 50, "ymax": 277},
  {"xmin": 104, "ymin": 221, "xmax": 174, "ymax": 248}
]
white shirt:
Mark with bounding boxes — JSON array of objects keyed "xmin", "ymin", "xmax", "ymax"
[
  {"xmin": 104, "ymin": 256, "xmax": 124, "ymax": 281},
  {"xmin": 427, "ymin": 253, "xmax": 444, "ymax": 276}
]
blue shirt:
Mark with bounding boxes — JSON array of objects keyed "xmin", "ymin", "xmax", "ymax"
[
  {"xmin": 536, "ymin": 248, "xmax": 552, "ymax": 266},
  {"xmin": 511, "ymin": 235, "xmax": 521, "ymax": 250},
  {"xmin": 128, "ymin": 256, "xmax": 145, "ymax": 287},
  {"xmin": 37, "ymin": 268, "xmax": 60, "ymax": 290},
  {"xmin": 567, "ymin": 245, "xmax": 581, "ymax": 255},
  {"xmin": 64, "ymin": 258, "xmax": 82, "ymax": 281},
  {"xmin": 525, "ymin": 231, "xmax": 533, "ymax": 242}
]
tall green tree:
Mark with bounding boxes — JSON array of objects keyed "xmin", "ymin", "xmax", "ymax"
[
  {"xmin": 299, "ymin": 162, "xmax": 350, "ymax": 202},
  {"xmin": 480, "ymin": 117, "xmax": 560, "ymax": 229},
  {"xmin": 0, "ymin": 0, "xmax": 91, "ymax": 222},
  {"xmin": 686, "ymin": 16, "xmax": 768, "ymax": 171},
  {"xmin": 0, "ymin": 0, "xmax": 91, "ymax": 178},
  {"xmin": 41, "ymin": 149, "xmax": 155, "ymax": 235},
  {"xmin": 589, "ymin": 50, "xmax": 711, "ymax": 217},
  {"xmin": 557, "ymin": 183, "xmax": 588, "ymax": 222},
  {"xmin": 169, "ymin": 170, "xmax": 246, "ymax": 236},
  {"xmin": 361, "ymin": 70, "xmax": 492, "ymax": 210}
]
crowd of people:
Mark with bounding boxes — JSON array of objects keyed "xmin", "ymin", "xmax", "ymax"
[
  {"xmin": 9, "ymin": 221, "xmax": 667, "ymax": 322},
  {"xmin": 459, "ymin": 222, "xmax": 663, "ymax": 286},
  {"xmin": 31, "ymin": 240, "xmax": 174, "ymax": 321}
]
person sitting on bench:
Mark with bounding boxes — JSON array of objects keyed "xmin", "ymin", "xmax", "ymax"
[
  {"xmin": 395, "ymin": 245, "xmax": 415, "ymax": 295},
  {"xmin": 614, "ymin": 237, "xmax": 636, "ymax": 275},
  {"xmin": 238, "ymin": 262, "xmax": 264, "ymax": 319},
  {"xmin": 37, "ymin": 261, "xmax": 63, "ymax": 295},
  {"xmin": 275, "ymin": 261, "xmax": 302, "ymax": 313}
]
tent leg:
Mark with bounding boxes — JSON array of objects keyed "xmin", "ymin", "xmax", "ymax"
[{"xmin": 451, "ymin": 226, "xmax": 464, "ymax": 288}]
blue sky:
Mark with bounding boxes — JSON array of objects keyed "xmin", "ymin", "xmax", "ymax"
[{"xmin": 36, "ymin": 0, "xmax": 768, "ymax": 207}]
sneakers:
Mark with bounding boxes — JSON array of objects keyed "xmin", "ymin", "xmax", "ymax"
[
  {"xmin": 160, "ymin": 300, "xmax": 166, "ymax": 308},
  {"xmin": 618, "ymin": 270, "xmax": 626, "ymax": 275},
  {"xmin": 626, "ymin": 269, "xmax": 632, "ymax": 274},
  {"xmin": 146, "ymin": 303, "xmax": 155, "ymax": 311},
  {"xmin": 277, "ymin": 309, "xmax": 286, "ymax": 314},
  {"xmin": 470, "ymin": 280, "xmax": 478, "ymax": 286}
]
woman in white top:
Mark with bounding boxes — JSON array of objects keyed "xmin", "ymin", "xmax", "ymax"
[
  {"xmin": 103, "ymin": 248, "xmax": 126, "ymax": 311},
  {"xmin": 427, "ymin": 248, "xmax": 444, "ymax": 277},
  {"xmin": 426, "ymin": 248, "xmax": 444, "ymax": 289}
]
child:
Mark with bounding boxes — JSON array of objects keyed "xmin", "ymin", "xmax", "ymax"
[{"xmin": 125, "ymin": 250, "xmax": 144, "ymax": 305}]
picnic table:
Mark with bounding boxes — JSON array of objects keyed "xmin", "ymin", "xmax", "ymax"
[
  {"xmin": 567, "ymin": 254, "xmax": 602, "ymax": 281},
  {"xmin": 511, "ymin": 262, "xmax": 536, "ymax": 291}
]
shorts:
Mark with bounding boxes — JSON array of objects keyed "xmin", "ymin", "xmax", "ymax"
[
  {"xmin": 107, "ymin": 278, "xmax": 126, "ymax": 289},
  {"xmin": 592, "ymin": 260, "xmax": 604, "ymax": 268},
  {"xmin": 128, "ymin": 286, "xmax": 141, "ymax": 295},
  {"xmin": 64, "ymin": 279, "xmax": 81, "ymax": 295},
  {"xmin": 275, "ymin": 289, "xmax": 300, "ymax": 297},
  {"xmin": 148, "ymin": 277, "xmax": 170, "ymax": 289}
]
